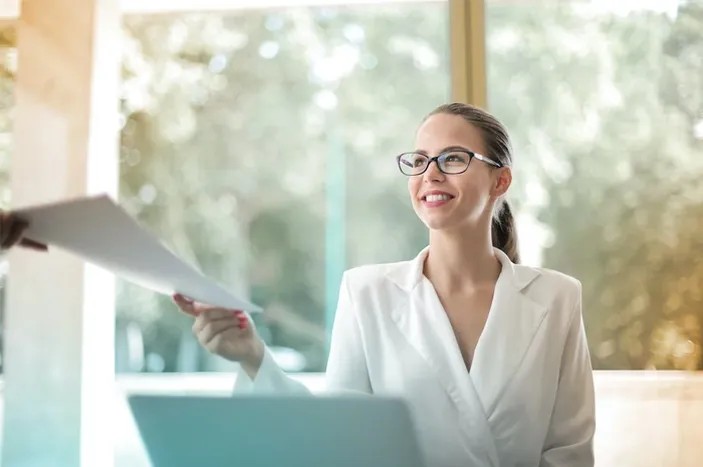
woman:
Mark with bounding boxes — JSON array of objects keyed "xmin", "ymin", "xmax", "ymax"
[
  {"xmin": 174, "ymin": 103, "xmax": 596, "ymax": 467},
  {"xmin": 2, "ymin": 103, "xmax": 595, "ymax": 466}
]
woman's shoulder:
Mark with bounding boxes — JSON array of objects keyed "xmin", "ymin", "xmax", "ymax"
[
  {"xmin": 514, "ymin": 262, "xmax": 582, "ymax": 306},
  {"xmin": 338, "ymin": 260, "xmax": 415, "ymax": 317},
  {"xmin": 343, "ymin": 260, "xmax": 409, "ymax": 281},
  {"xmin": 525, "ymin": 264, "xmax": 580, "ymax": 289},
  {"xmin": 343, "ymin": 259, "xmax": 419, "ymax": 291}
]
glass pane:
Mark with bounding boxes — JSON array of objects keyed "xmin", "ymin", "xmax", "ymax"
[
  {"xmin": 486, "ymin": 1, "xmax": 703, "ymax": 370},
  {"xmin": 118, "ymin": 3, "xmax": 450, "ymax": 373}
]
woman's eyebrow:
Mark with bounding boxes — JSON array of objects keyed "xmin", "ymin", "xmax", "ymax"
[{"xmin": 414, "ymin": 145, "xmax": 471, "ymax": 156}]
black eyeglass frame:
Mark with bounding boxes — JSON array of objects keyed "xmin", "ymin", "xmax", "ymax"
[{"xmin": 396, "ymin": 149, "xmax": 503, "ymax": 176}]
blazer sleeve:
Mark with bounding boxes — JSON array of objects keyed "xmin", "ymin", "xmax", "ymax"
[
  {"xmin": 232, "ymin": 345, "xmax": 311, "ymax": 394},
  {"xmin": 233, "ymin": 271, "xmax": 371, "ymax": 395},
  {"xmin": 325, "ymin": 271, "xmax": 372, "ymax": 394},
  {"xmin": 540, "ymin": 281, "xmax": 596, "ymax": 467}
]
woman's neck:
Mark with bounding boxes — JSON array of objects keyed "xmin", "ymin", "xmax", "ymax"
[{"xmin": 424, "ymin": 226, "xmax": 501, "ymax": 294}]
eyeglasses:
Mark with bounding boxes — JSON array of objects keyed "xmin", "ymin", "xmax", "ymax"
[{"xmin": 396, "ymin": 149, "xmax": 503, "ymax": 176}]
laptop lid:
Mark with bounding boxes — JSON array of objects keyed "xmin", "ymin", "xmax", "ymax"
[{"xmin": 128, "ymin": 394, "xmax": 426, "ymax": 467}]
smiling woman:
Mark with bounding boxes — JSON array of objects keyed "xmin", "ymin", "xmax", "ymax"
[
  {"xmin": 187, "ymin": 100, "xmax": 596, "ymax": 467},
  {"xmin": 1, "ymin": 0, "xmax": 702, "ymax": 466},
  {"xmin": 406, "ymin": 104, "xmax": 518, "ymax": 264}
]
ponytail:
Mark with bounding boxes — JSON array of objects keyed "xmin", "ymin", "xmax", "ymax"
[{"xmin": 492, "ymin": 200, "xmax": 519, "ymax": 264}]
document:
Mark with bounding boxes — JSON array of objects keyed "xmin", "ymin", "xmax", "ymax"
[{"xmin": 15, "ymin": 194, "xmax": 262, "ymax": 312}]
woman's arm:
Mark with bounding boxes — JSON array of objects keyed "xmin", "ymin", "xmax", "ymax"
[
  {"xmin": 325, "ymin": 271, "xmax": 372, "ymax": 394},
  {"xmin": 540, "ymin": 282, "xmax": 596, "ymax": 467},
  {"xmin": 234, "ymin": 271, "xmax": 372, "ymax": 395},
  {"xmin": 232, "ymin": 344, "xmax": 311, "ymax": 394}
]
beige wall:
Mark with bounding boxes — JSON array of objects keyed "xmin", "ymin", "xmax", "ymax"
[
  {"xmin": 2, "ymin": 0, "xmax": 120, "ymax": 465},
  {"xmin": 594, "ymin": 371, "xmax": 703, "ymax": 467}
]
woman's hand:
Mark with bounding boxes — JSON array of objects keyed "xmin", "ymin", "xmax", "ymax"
[
  {"xmin": 172, "ymin": 293, "xmax": 265, "ymax": 379},
  {"xmin": 0, "ymin": 212, "xmax": 48, "ymax": 251}
]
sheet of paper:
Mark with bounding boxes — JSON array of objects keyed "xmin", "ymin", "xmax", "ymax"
[{"xmin": 15, "ymin": 194, "xmax": 262, "ymax": 312}]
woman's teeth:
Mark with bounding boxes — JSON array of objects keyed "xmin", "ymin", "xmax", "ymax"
[{"xmin": 425, "ymin": 194, "xmax": 451, "ymax": 202}]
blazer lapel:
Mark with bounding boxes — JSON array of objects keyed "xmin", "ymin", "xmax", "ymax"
[
  {"xmin": 386, "ymin": 248, "xmax": 502, "ymax": 465},
  {"xmin": 385, "ymin": 247, "xmax": 548, "ymax": 420},
  {"xmin": 470, "ymin": 250, "xmax": 547, "ymax": 416},
  {"xmin": 386, "ymin": 247, "xmax": 472, "ymax": 406},
  {"xmin": 390, "ymin": 275, "xmax": 472, "ymax": 402}
]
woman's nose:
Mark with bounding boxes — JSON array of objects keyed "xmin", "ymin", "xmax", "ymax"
[{"xmin": 423, "ymin": 158, "xmax": 445, "ymax": 182}]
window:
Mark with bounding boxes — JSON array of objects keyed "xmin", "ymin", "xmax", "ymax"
[
  {"xmin": 117, "ymin": 2, "xmax": 450, "ymax": 373},
  {"xmin": 486, "ymin": 0, "xmax": 703, "ymax": 370}
]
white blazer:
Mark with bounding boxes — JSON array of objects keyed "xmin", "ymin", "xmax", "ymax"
[{"xmin": 234, "ymin": 247, "xmax": 596, "ymax": 467}]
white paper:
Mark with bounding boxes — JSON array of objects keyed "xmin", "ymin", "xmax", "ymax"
[{"xmin": 15, "ymin": 194, "xmax": 262, "ymax": 312}]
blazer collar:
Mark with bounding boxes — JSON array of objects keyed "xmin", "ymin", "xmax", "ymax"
[
  {"xmin": 386, "ymin": 246, "xmax": 541, "ymax": 293},
  {"xmin": 387, "ymin": 245, "xmax": 548, "ymax": 435}
]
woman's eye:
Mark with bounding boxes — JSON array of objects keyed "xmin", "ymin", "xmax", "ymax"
[{"xmin": 445, "ymin": 154, "xmax": 464, "ymax": 163}]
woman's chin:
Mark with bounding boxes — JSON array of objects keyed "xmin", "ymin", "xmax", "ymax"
[
  {"xmin": 420, "ymin": 211, "xmax": 481, "ymax": 234},
  {"xmin": 421, "ymin": 215, "xmax": 457, "ymax": 231}
]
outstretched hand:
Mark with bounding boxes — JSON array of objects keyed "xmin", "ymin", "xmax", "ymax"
[
  {"xmin": 0, "ymin": 212, "xmax": 48, "ymax": 251},
  {"xmin": 172, "ymin": 293, "xmax": 265, "ymax": 378}
]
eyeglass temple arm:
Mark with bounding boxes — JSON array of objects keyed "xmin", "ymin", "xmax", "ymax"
[{"xmin": 473, "ymin": 153, "xmax": 503, "ymax": 168}]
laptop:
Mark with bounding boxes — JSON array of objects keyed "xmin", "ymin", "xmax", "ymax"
[{"xmin": 128, "ymin": 394, "xmax": 427, "ymax": 467}]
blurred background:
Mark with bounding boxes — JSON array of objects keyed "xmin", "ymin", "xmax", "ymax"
[{"xmin": 0, "ymin": 0, "xmax": 702, "ymax": 465}]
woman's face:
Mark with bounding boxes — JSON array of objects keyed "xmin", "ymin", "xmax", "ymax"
[{"xmin": 408, "ymin": 113, "xmax": 509, "ymax": 232}]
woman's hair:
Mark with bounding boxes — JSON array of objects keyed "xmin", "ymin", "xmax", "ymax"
[{"xmin": 424, "ymin": 102, "xmax": 520, "ymax": 263}]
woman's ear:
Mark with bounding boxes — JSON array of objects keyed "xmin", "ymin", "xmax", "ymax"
[{"xmin": 492, "ymin": 167, "xmax": 512, "ymax": 198}]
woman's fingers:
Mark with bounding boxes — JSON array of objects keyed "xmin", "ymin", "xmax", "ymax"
[
  {"xmin": 192, "ymin": 309, "xmax": 245, "ymax": 333},
  {"xmin": 173, "ymin": 294, "xmax": 247, "ymax": 327},
  {"xmin": 192, "ymin": 302, "xmax": 225, "ymax": 317},
  {"xmin": 181, "ymin": 304, "xmax": 254, "ymax": 361},
  {"xmin": 172, "ymin": 294, "xmax": 197, "ymax": 316},
  {"xmin": 197, "ymin": 318, "xmax": 244, "ymax": 347},
  {"xmin": 191, "ymin": 302, "xmax": 243, "ymax": 320},
  {"xmin": 172, "ymin": 294, "xmax": 250, "ymax": 356}
]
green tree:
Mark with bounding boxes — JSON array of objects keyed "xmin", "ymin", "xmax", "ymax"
[
  {"xmin": 488, "ymin": 3, "xmax": 703, "ymax": 369},
  {"xmin": 118, "ymin": 5, "xmax": 448, "ymax": 372}
]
